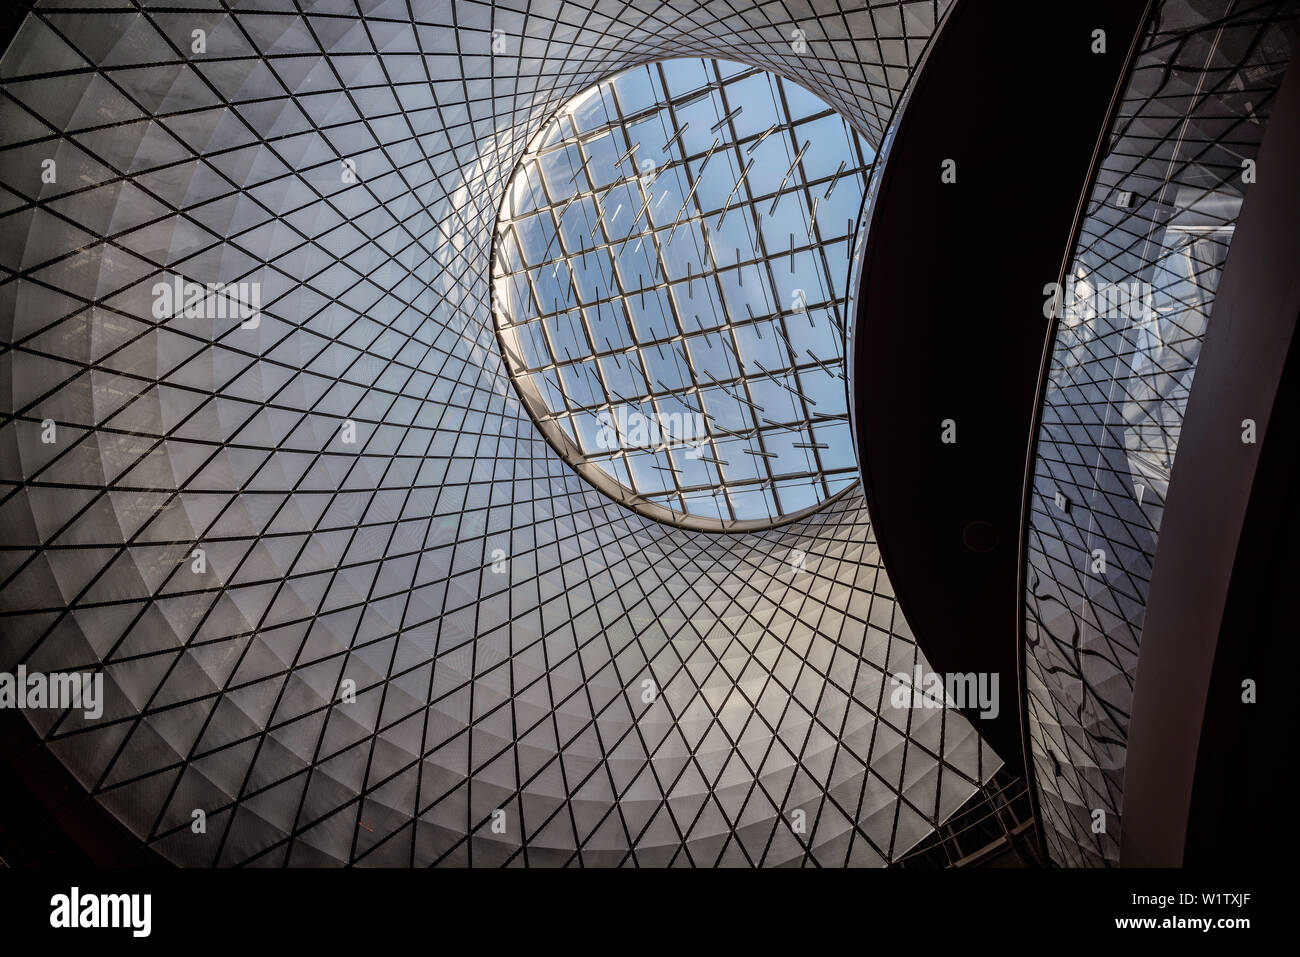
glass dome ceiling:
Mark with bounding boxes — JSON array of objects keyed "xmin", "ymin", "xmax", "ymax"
[{"xmin": 491, "ymin": 58, "xmax": 872, "ymax": 530}]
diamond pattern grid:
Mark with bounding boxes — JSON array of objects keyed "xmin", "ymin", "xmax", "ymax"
[
  {"xmin": 0, "ymin": 0, "xmax": 1002, "ymax": 867},
  {"xmin": 1022, "ymin": 0, "xmax": 1297, "ymax": 868}
]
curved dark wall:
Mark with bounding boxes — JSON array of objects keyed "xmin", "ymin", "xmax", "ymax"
[
  {"xmin": 1183, "ymin": 322, "xmax": 1300, "ymax": 868},
  {"xmin": 850, "ymin": 0, "xmax": 1149, "ymax": 770}
]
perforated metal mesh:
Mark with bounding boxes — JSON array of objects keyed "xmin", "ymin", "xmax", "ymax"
[
  {"xmin": 1022, "ymin": 0, "xmax": 1297, "ymax": 867},
  {"xmin": 0, "ymin": 0, "xmax": 1001, "ymax": 867}
]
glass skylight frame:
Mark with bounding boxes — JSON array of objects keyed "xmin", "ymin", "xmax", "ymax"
[{"xmin": 491, "ymin": 57, "xmax": 874, "ymax": 531}]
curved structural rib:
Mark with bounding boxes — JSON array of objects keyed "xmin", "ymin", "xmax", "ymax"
[
  {"xmin": 1122, "ymin": 44, "xmax": 1300, "ymax": 868},
  {"xmin": 849, "ymin": 0, "xmax": 1149, "ymax": 773}
]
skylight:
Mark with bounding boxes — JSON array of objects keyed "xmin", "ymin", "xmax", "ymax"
[{"xmin": 492, "ymin": 58, "xmax": 872, "ymax": 530}]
